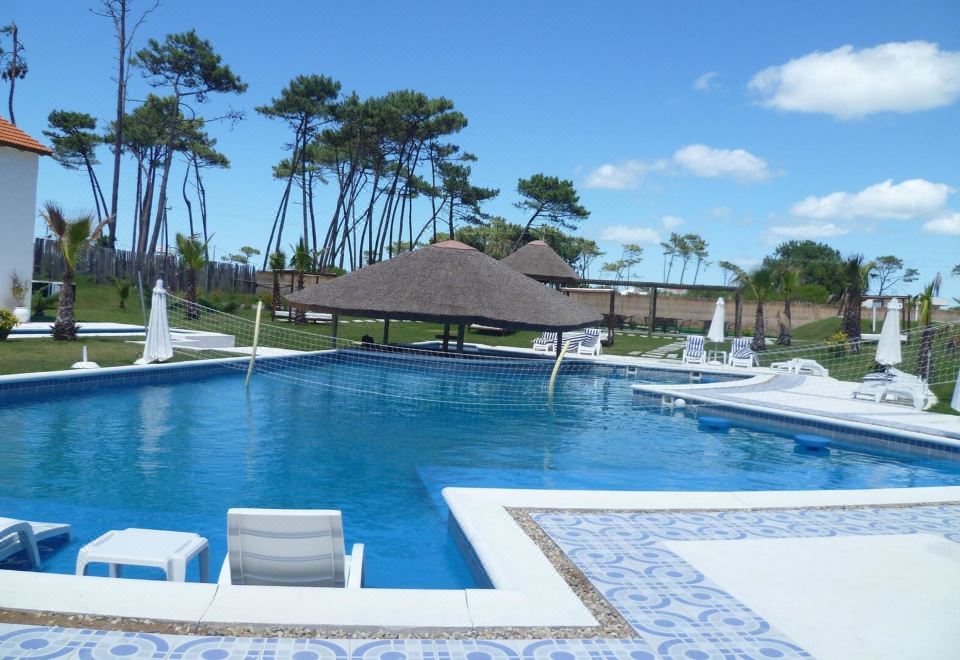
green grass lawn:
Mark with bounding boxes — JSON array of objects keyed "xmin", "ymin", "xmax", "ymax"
[{"xmin": 0, "ymin": 337, "xmax": 203, "ymax": 375}]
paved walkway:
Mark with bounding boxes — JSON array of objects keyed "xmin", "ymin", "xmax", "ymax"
[{"xmin": 633, "ymin": 373, "xmax": 960, "ymax": 444}]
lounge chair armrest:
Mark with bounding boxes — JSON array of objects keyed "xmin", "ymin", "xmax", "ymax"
[
  {"xmin": 347, "ymin": 543, "xmax": 365, "ymax": 589},
  {"xmin": 217, "ymin": 556, "xmax": 232, "ymax": 585}
]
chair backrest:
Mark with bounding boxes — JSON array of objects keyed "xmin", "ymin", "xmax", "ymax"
[
  {"xmin": 227, "ymin": 508, "xmax": 346, "ymax": 587},
  {"xmin": 731, "ymin": 337, "xmax": 753, "ymax": 357},
  {"xmin": 535, "ymin": 331, "xmax": 557, "ymax": 344},
  {"xmin": 581, "ymin": 328, "xmax": 601, "ymax": 346},
  {"xmin": 685, "ymin": 335, "xmax": 704, "ymax": 356}
]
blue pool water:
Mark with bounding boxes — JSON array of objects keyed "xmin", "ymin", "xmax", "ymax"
[{"xmin": 2, "ymin": 355, "xmax": 960, "ymax": 588}]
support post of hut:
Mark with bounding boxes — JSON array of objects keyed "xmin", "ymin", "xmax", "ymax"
[
  {"xmin": 734, "ymin": 292, "xmax": 743, "ymax": 337},
  {"xmin": 607, "ymin": 288, "xmax": 616, "ymax": 346},
  {"xmin": 556, "ymin": 331, "xmax": 564, "ymax": 356},
  {"xmin": 647, "ymin": 287, "xmax": 658, "ymax": 337},
  {"xmin": 442, "ymin": 323, "xmax": 451, "ymax": 351},
  {"xmin": 383, "ymin": 318, "xmax": 390, "ymax": 344},
  {"xmin": 456, "ymin": 324, "xmax": 465, "ymax": 352},
  {"xmin": 330, "ymin": 314, "xmax": 339, "ymax": 343}
]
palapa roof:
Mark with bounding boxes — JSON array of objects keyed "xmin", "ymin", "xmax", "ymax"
[
  {"xmin": 286, "ymin": 240, "xmax": 602, "ymax": 331},
  {"xmin": 0, "ymin": 117, "xmax": 52, "ymax": 155},
  {"xmin": 500, "ymin": 240, "xmax": 580, "ymax": 284}
]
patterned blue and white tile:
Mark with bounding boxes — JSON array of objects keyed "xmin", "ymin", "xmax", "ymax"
[{"xmin": 534, "ymin": 504, "xmax": 960, "ymax": 659}]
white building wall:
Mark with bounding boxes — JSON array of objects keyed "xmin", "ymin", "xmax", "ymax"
[{"xmin": 0, "ymin": 146, "xmax": 40, "ymax": 311}]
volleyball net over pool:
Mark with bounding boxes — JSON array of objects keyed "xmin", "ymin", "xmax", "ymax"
[
  {"xmin": 161, "ymin": 293, "xmax": 960, "ymax": 405},
  {"xmin": 161, "ymin": 294, "xmax": 615, "ymax": 409}
]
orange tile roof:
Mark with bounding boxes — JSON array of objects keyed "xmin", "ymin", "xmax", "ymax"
[{"xmin": 0, "ymin": 116, "xmax": 52, "ymax": 155}]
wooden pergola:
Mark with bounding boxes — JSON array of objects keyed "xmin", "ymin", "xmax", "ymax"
[{"xmin": 568, "ymin": 279, "xmax": 742, "ymax": 345}]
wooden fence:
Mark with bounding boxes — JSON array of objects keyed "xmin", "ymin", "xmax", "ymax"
[{"xmin": 33, "ymin": 238, "xmax": 258, "ymax": 294}]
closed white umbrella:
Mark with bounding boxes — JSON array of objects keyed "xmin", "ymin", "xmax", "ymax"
[
  {"xmin": 137, "ymin": 279, "xmax": 173, "ymax": 364},
  {"xmin": 707, "ymin": 297, "xmax": 726, "ymax": 344},
  {"xmin": 874, "ymin": 299, "xmax": 902, "ymax": 368}
]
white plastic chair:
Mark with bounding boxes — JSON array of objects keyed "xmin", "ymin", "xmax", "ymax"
[
  {"xmin": 532, "ymin": 331, "xmax": 557, "ymax": 352},
  {"xmin": 0, "ymin": 517, "xmax": 72, "ymax": 568},
  {"xmin": 218, "ymin": 508, "xmax": 364, "ymax": 588},
  {"xmin": 727, "ymin": 337, "xmax": 758, "ymax": 368},
  {"xmin": 681, "ymin": 335, "xmax": 706, "ymax": 365},
  {"xmin": 576, "ymin": 329, "xmax": 603, "ymax": 356}
]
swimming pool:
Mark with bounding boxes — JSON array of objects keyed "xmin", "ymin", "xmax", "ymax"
[{"xmin": 2, "ymin": 354, "xmax": 960, "ymax": 588}]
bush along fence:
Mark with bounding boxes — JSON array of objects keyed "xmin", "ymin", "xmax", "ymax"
[{"xmin": 33, "ymin": 238, "xmax": 257, "ymax": 294}]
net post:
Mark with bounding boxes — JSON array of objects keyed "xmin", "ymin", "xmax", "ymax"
[
  {"xmin": 547, "ymin": 339, "xmax": 572, "ymax": 412},
  {"xmin": 245, "ymin": 301, "xmax": 263, "ymax": 387}
]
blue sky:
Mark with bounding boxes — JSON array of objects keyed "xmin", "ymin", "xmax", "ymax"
[{"xmin": 6, "ymin": 0, "xmax": 960, "ymax": 297}]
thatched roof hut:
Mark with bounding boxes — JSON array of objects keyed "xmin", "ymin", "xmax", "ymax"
[
  {"xmin": 286, "ymin": 240, "xmax": 600, "ymax": 331},
  {"xmin": 500, "ymin": 240, "xmax": 580, "ymax": 285}
]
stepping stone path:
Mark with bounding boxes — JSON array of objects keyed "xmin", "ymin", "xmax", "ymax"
[{"xmin": 641, "ymin": 339, "xmax": 686, "ymax": 360}]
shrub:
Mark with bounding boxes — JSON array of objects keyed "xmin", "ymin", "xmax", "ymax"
[
  {"xmin": 826, "ymin": 330, "xmax": 850, "ymax": 356},
  {"xmin": 0, "ymin": 308, "xmax": 17, "ymax": 340}
]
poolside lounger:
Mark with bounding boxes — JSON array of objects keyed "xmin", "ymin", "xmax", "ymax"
[
  {"xmin": 727, "ymin": 337, "xmax": 759, "ymax": 368},
  {"xmin": 0, "ymin": 517, "xmax": 72, "ymax": 568},
  {"xmin": 852, "ymin": 371, "xmax": 929, "ymax": 409},
  {"xmin": 576, "ymin": 328, "xmax": 603, "ymax": 356},
  {"xmin": 532, "ymin": 331, "xmax": 557, "ymax": 352},
  {"xmin": 218, "ymin": 508, "xmax": 364, "ymax": 588},
  {"xmin": 681, "ymin": 335, "xmax": 706, "ymax": 365},
  {"xmin": 770, "ymin": 358, "xmax": 829, "ymax": 377}
]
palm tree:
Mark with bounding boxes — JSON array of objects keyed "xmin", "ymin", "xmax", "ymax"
[
  {"xmin": 289, "ymin": 239, "xmax": 312, "ymax": 325},
  {"xmin": 268, "ymin": 250, "xmax": 286, "ymax": 320},
  {"xmin": 839, "ymin": 255, "xmax": 874, "ymax": 352},
  {"xmin": 738, "ymin": 268, "xmax": 775, "ymax": 352},
  {"xmin": 776, "ymin": 269, "xmax": 799, "ymax": 346},
  {"xmin": 916, "ymin": 273, "xmax": 942, "ymax": 381},
  {"xmin": 175, "ymin": 232, "xmax": 210, "ymax": 320},
  {"xmin": 40, "ymin": 203, "xmax": 108, "ymax": 340}
]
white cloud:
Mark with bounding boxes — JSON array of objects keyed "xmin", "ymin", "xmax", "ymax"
[
  {"xmin": 583, "ymin": 160, "xmax": 667, "ymax": 190},
  {"xmin": 673, "ymin": 144, "xmax": 773, "ymax": 182},
  {"xmin": 790, "ymin": 179, "xmax": 953, "ymax": 221},
  {"xmin": 600, "ymin": 225, "xmax": 661, "ymax": 245},
  {"xmin": 749, "ymin": 41, "xmax": 960, "ymax": 119},
  {"xmin": 660, "ymin": 215, "xmax": 685, "ymax": 230},
  {"xmin": 768, "ymin": 223, "xmax": 851, "ymax": 239},
  {"xmin": 694, "ymin": 71, "xmax": 720, "ymax": 92},
  {"xmin": 922, "ymin": 212, "xmax": 960, "ymax": 235}
]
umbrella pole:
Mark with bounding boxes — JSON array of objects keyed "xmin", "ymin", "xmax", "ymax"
[
  {"xmin": 456, "ymin": 324, "xmax": 465, "ymax": 353},
  {"xmin": 442, "ymin": 323, "xmax": 450, "ymax": 351},
  {"xmin": 383, "ymin": 318, "xmax": 390, "ymax": 344}
]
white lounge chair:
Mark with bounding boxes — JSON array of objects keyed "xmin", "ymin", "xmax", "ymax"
[
  {"xmin": 218, "ymin": 508, "xmax": 364, "ymax": 588},
  {"xmin": 576, "ymin": 328, "xmax": 603, "ymax": 356},
  {"xmin": 532, "ymin": 331, "xmax": 557, "ymax": 352},
  {"xmin": 770, "ymin": 358, "xmax": 829, "ymax": 377},
  {"xmin": 0, "ymin": 517, "xmax": 72, "ymax": 568},
  {"xmin": 727, "ymin": 337, "xmax": 758, "ymax": 368},
  {"xmin": 852, "ymin": 370, "xmax": 929, "ymax": 409},
  {"xmin": 682, "ymin": 335, "xmax": 706, "ymax": 365}
]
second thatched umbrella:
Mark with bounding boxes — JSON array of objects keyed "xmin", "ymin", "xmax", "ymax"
[
  {"xmin": 500, "ymin": 240, "xmax": 581, "ymax": 285},
  {"xmin": 286, "ymin": 240, "xmax": 601, "ymax": 351}
]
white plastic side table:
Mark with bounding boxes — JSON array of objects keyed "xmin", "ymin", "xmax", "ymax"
[{"xmin": 76, "ymin": 528, "xmax": 209, "ymax": 582}]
